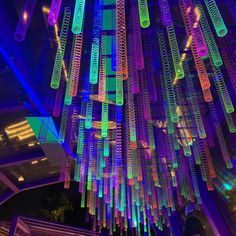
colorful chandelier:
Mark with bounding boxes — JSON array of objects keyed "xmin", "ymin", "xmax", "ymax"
[{"xmin": 13, "ymin": 0, "xmax": 236, "ymax": 234}]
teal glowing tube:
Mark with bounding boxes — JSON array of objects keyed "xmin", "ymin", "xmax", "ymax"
[
  {"xmin": 195, "ymin": 0, "xmax": 223, "ymax": 67},
  {"xmin": 85, "ymin": 100, "xmax": 93, "ymax": 129},
  {"xmin": 85, "ymin": 85, "xmax": 94, "ymax": 129},
  {"xmin": 89, "ymin": 39, "xmax": 100, "ymax": 84},
  {"xmin": 103, "ymin": 139, "xmax": 109, "ymax": 157},
  {"xmin": 72, "ymin": 0, "xmax": 86, "ymax": 34},
  {"xmin": 64, "ymin": 80, "xmax": 72, "ymax": 105},
  {"xmin": 204, "ymin": 0, "xmax": 228, "ymax": 37},
  {"xmin": 116, "ymin": 75, "xmax": 124, "ymax": 106},
  {"xmin": 166, "ymin": 24, "xmax": 184, "ymax": 79},
  {"xmin": 89, "ymin": 0, "xmax": 103, "ymax": 84},
  {"xmin": 50, "ymin": 8, "xmax": 71, "ymax": 89},
  {"xmin": 137, "ymin": 0, "xmax": 150, "ymax": 28},
  {"xmin": 101, "ymin": 102, "xmax": 108, "ymax": 138}
]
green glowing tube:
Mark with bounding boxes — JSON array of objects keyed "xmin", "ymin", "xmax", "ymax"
[
  {"xmin": 127, "ymin": 72, "xmax": 137, "ymax": 142},
  {"xmin": 101, "ymin": 102, "xmax": 109, "ymax": 138},
  {"xmin": 137, "ymin": 0, "xmax": 150, "ymax": 28},
  {"xmin": 72, "ymin": 0, "xmax": 86, "ymax": 34},
  {"xmin": 85, "ymin": 100, "xmax": 93, "ymax": 129},
  {"xmin": 50, "ymin": 8, "xmax": 71, "ymax": 89},
  {"xmin": 204, "ymin": 0, "xmax": 228, "ymax": 37},
  {"xmin": 224, "ymin": 111, "xmax": 236, "ymax": 133},
  {"xmin": 148, "ymin": 122, "xmax": 155, "ymax": 150},
  {"xmin": 81, "ymin": 184, "xmax": 86, "ymax": 207},
  {"xmin": 89, "ymin": 38, "xmax": 100, "ymax": 84},
  {"xmin": 167, "ymin": 25, "xmax": 184, "ymax": 79},
  {"xmin": 76, "ymin": 120, "xmax": 85, "ymax": 155},
  {"xmin": 116, "ymin": 75, "xmax": 124, "ymax": 106}
]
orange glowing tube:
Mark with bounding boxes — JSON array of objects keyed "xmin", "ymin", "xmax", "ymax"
[{"xmin": 202, "ymin": 88, "xmax": 213, "ymax": 102}]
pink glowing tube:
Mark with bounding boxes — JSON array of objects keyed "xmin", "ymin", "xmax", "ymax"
[
  {"xmin": 180, "ymin": 0, "xmax": 208, "ymax": 58},
  {"xmin": 180, "ymin": 2, "xmax": 211, "ymax": 90},
  {"xmin": 14, "ymin": 0, "xmax": 37, "ymax": 41},
  {"xmin": 116, "ymin": 0, "xmax": 128, "ymax": 80},
  {"xmin": 48, "ymin": 0, "xmax": 62, "ymax": 25},
  {"xmin": 131, "ymin": 3, "xmax": 144, "ymax": 70}
]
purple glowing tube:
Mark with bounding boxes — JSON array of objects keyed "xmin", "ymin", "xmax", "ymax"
[
  {"xmin": 140, "ymin": 70, "xmax": 152, "ymax": 120},
  {"xmin": 14, "ymin": 0, "xmax": 37, "ymax": 41},
  {"xmin": 131, "ymin": 3, "xmax": 144, "ymax": 70},
  {"xmin": 180, "ymin": 0, "xmax": 208, "ymax": 58},
  {"xmin": 53, "ymin": 75, "xmax": 65, "ymax": 117},
  {"xmin": 129, "ymin": 27, "xmax": 140, "ymax": 94},
  {"xmin": 48, "ymin": 0, "xmax": 62, "ymax": 25},
  {"xmin": 143, "ymin": 31, "xmax": 158, "ymax": 102},
  {"xmin": 159, "ymin": 0, "xmax": 173, "ymax": 26}
]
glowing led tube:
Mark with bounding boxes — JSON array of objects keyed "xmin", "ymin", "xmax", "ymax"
[
  {"xmin": 195, "ymin": 1, "xmax": 223, "ymax": 67},
  {"xmin": 204, "ymin": 0, "xmax": 228, "ymax": 37},
  {"xmin": 131, "ymin": 3, "xmax": 144, "ymax": 69},
  {"xmin": 14, "ymin": 0, "xmax": 37, "ymax": 41},
  {"xmin": 72, "ymin": 0, "xmax": 86, "ymax": 34},
  {"xmin": 101, "ymin": 102, "xmax": 109, "ymax": 138},
  {"xmin": 50, "ymin": 8, "xmax": 71, "ymax": 89},
  {"xmin": 85, "ymin": 100, "xmax": 93, "ymax": 129},
  {"xmin": 179, "ymin": 0, "xmax": 208, "ymax": 58},
  {"xmin": 129, "ymin": 30, "xmax": 140, "ymax": 94},
  {"xmin": 48, "ymin": 0, "xmax": 62, "ymax": 25},
  {"xmin": 184, "ymin": 62, "xmax": 206, "ymax": 138},
  {"xmin": 68, "ymin": 32, "xmax": 84, "ymax": 97},
  {"xmin": 218, "ymin": 35, "xmax": 236, "ymax": 93},
  {"xmin": 159, "ymin": 0, "xmax": 172, "ymax": 26},
  {"xmin": 137, "ymin": 0, "xmax": 150, "ymax": 28},
  {"xmin": 157, "ymin": 29, "xmax": 179, "ymax": 123},
  {"xmin": 58, "ymin": 104, "xmax": 69, "ymax": 143},
  {"xmin": 89, "ymin": 0, "xmax": 103, "ymax": 84},
  {"xmin": 209, "ymin": 102, "xmax": 233, "ymax": 168},
  {"xmin": 116, "ymin": 75, "xmax": 124, "ymax": 106},
  {"xmin": 213, "ymin": 67, "xmax": 234, "ymax": 114},
  {"xmin": 127, "ymin": 73, "xmax": 137, "ymax": 142},
  {"xmin": 116, "ymin": 0, "xmax": 128, "ymax": 80},
  {"xmin": 53, "ymin": 77, "xmax": 65, "ymax": 117},
  {"xmin": 180, "ymin": 2, "xmax": 211, "ymax": 90},
  {"xmin": 98, "ymin": 35, "xmax": 107, "ymax": 102},
  {"xmin": 166, "ymin": 25, "xmax": 184, "ymax": 79}
]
